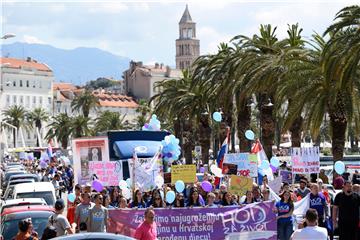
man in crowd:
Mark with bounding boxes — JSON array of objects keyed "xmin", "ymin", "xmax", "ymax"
[
  {"xmin": 296, "ymin": 179, "xmax": 310, "ymax": 199},
  {"xmin": 309, "ymin": 183, "xmax": 329, "ymax": 228},
  {"xmin": 48, "ymin": 199, "xmax": 76, "ymax": 236},
  {"xmin": 134, "ymin": 207, "xmax": 157, "ymax": 240},
  {"xmin": 352, "ymin": 170, "xmax": 360, "ymax": 185},
  {"xmin": 87, "ymin": 193, "xmax": 108, "ymax": 232},
  {"xmin": 75, "ymin": 192, "xmax": 94, "ymax": 232},
  {"xmin": 291, "ymin": 209, "xmax": 328, "ymax": 240},
  {"xmin": 333, "ymin": 181, "xmax": 360, "ymax": 240}
]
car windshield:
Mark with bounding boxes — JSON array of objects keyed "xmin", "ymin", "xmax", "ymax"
[
  {"xmin": 17, "ymin": 192, "xmax": 54, "ymax": 206},
  {"xmin": 5, "ymin": 172, "xmax": 24, "ymax": 181},
  {"xmin": 2, "ymin": 217, "xmax": 49, "ymax": 240}
]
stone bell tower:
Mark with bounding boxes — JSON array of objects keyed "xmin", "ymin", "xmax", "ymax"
[{"xmin": 175, "ymin": 5, "xmax": 200, "ymax": 70}]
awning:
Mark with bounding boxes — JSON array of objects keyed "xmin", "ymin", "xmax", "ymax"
[{"xmin": 113, "ymin": 140, "xmax": 162, "ymax": 159}]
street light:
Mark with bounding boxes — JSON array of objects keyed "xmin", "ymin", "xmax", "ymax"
[{"xmin": 1, "ymin": 33, "xmax": 16, "ymax": 39}]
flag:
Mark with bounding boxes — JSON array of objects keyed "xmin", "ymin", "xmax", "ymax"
[
  {"xmin": 46, "ymin": 140, "xmax": 53, "ymax": 158},
  {"xmin": 253, "ymin": 139, "xmax": 274, "ymax": 181},
  {"xmin": 214, "ymin": 127, "xmax": 230, "ymax": 186}
]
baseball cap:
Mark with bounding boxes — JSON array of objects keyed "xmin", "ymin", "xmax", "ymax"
[{"xmin": 55, "ymin": 199, "xmax": 65, "ymax": 210}]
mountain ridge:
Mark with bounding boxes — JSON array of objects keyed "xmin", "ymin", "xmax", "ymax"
[{"xmin": 1, "ymin": 42, "xmax": 130, "ymax": 85}]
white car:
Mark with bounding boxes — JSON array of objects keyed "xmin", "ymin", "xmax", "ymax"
[
  {"xmin": 0, "ymin": 198, "xmax": 47, "ymax": 214},
  {"xmin": 3, "ymin": 179, "xmax": 35, "ymax": 200},
  {"xmin": 13, "ymin": 182, "xmax": 56, "ymax": 206}
]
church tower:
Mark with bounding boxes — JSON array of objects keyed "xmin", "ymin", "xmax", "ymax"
[{"xmin": 176, "ymin": 5, "xmax": 200, "ymax": 70}]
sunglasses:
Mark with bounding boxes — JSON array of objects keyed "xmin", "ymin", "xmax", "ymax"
[{"xmin": 155, "ymin": 198, "xmax": 161, "ymax": 200}]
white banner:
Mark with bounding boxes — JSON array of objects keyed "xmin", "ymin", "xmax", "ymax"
[{"xmin": 291, "ymin": 147, "xmax": 320, "ymax": 174}]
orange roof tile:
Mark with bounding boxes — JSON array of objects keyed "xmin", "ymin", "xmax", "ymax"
[
  {"xmin": 53, "ymin": 82, "xmax": 77, "ymax": 91},
  {"xmin": 1, "ymin": 57, "xmax": 52, "ymax": 72},
  {"xmin": 99, "ymin": 100, "xmax": 138, "ymax": 108},
  {"xmin": 92, "ymin": 91, "xmax": 138, "ymax": 108}
]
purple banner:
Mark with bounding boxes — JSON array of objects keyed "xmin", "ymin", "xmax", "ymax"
[
  {"xmin": 280, "ymin": 170, "xmax": 293, "ymax": 184},
  {"xmin": 108, "ymin": 201, "xmax": 277, "ymax": 240}
]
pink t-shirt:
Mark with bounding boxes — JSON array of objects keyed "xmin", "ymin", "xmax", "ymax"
[{"xmin": 134, "ymin": 221, "xmax": 157, "ymax": 240}]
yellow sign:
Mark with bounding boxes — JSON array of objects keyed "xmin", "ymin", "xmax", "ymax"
[
  {"xmin": 171, "ymin": 164, "xmax": 197, "ymax": 183},
  {"xmin": 229, "ymin": 175, "xmax": 253, "ymax": 196}
]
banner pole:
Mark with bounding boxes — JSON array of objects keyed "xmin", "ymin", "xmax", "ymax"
[{"xmin": 132, "ymin": 151, "xmax": 136, "ymax": 194}]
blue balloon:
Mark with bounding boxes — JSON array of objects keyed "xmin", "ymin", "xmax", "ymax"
[
  {"xmin": 270, "ymin": 156, "xmax": 280, "ymax": 168},
  {"xmin": 245, "ymin": 130, "xmax": 255, "ymax": 140},
  {"xmin": 175, "ymin": 180, "xmax": 185, "ymax": 192},
  {"xmin": 68, "ymin": 193, "xmax": 76, "ymax": 203},
  {"xmin": 212, "ymin": 112, "xmax": 222, "ymax": 122},
  {"xmin": 334, "ymin": 161, "xmax": 345, "ymax": 175},
  {"xmin": 166, "ymin": 191, "xmax": 176, "ymax": 203},
  {"xmin": 261, "ymin": 160, "xmax": 270, "ymax": 170}
]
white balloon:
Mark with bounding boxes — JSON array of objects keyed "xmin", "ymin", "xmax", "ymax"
[
  {"xmin": 119, "ymin": 180, "xmax": 128, "ymax": 190},
  {"xmin": 122, "ymin": 188, "xmax": 131, "ymax": 199},
  {"xmin": 155, "ymin": 175, "xmax": 164, "ymax": 188}
]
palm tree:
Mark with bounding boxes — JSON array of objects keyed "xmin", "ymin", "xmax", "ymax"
[
  {"xmin": 95, "ymin": 110, "xmax": 126, "ymax": 132},
  {"xmin": 71, "ymin": 90, "xmax": 99, "ymax": 118},
  {"xmin": 46, "ymin": 113, "xmax": 72, "ymax": 149},
  {"xmin": 70, "ymin": 115, "xmax": 93, "ymax": 138},
  {"xmin": 2, "ymin": 105, "xmax": 27, "ymax": 147},
  {"xmin": 135, "ymin": 99, "xmax": 151, "ymax": 130},
  {"xmin": 27, "ymin": 108, "xmax": 49, "ymax": 147}
]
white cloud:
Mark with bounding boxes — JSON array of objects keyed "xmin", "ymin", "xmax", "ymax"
[
  {"xmin": 197, "ymin": 26, "xmax": 233, "ymax": 54},
  {"xmin": 133, "ymin": 3, "xmax": 150, "ymax": 12},
  {"xmin": 88, "ymin": 3, "xmax": 129, "ymax": 14},
  {"xmin": 49, "ymin": 4, "xmax": 66, "ymax": 12},
  {"xmin": 23, "ymin": 35, "xmax": 45, "ymax": 44}
]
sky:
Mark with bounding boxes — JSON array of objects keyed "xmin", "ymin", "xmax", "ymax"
[{"xmin": 1, "ymin": 0, "xmax": 359, "ymax": 66}]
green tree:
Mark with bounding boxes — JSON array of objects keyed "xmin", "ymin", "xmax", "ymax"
[
  {"xmin": 46, "ymin": 113, "xmax": 72, "ymax": 149},
  {"xmin": 27, "ymin": 108, "xmax": 49, "ymax": 147},
  {"xmin": 95, "ymin": 110, "xmax": 126, "ymax": 132},
  {"xmin": 70, "ymin": 115, "xmax": 93, "ymax": 138},
  {"xmin": 2, "ymin": 105, "xmax": 27, "ymax": 147},
  {"xmin": 71, "ymin": 90, "xmax": 99, "ymax": 118},
  {"xmin": 135, "ymin": 99, "xmax": 151, "ymax": 130}
]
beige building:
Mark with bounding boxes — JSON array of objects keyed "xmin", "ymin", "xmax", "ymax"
[
  {"xmin": 123, "ymin": 61, "xmax": 182, "ymax": 100},
  {"xmin": 53, "ymin": 83, "xmax": 138, "ymax": 122},
  {"xmin": 0, "ymin": 57, "xmax": 54, "ymax": 148},
  {"xmin": 175, "ymin": 5, "xmax": 200, "ymax": 70}
]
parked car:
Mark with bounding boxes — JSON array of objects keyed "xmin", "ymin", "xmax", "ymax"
[
  {"xmin": 2, "ymin": 179, "xmax": 35, "ymax": 200},
  {"xmin": 2, "ymin": 171, "xmax": 26, "ymax": 189},
  {"xmin": 0, "ymin": 198, "xmax": 47, "ymax": 214},
  {"xmin": 0, "ymin": 205, "xmax": 54, "ymax": 240},
  {"xmin": 53, "ymin": 233, "xmax": 135, "ymax": 240},
  {"xmin": 8, "ymin": 173, "xmax": 40, "ymax": 183},
  {"xmin": 13, "ymin": 182, "xmax": 56, "ymax": 206}
]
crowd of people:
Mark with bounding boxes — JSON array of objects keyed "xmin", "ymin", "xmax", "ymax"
[{"xmin": 3, "ymin": 157, "xmax": 360, "ymax": 240}]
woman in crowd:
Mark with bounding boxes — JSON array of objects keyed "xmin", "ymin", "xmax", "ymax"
[
  {"xmin": 242, "ymin": 190, "xmax": 254, "ymax": 204},
  {"xmin": 151, "ymin": 192, "xmax": 165, "ymax": 208},
  {"xmin": 222, "ymin": 192, "xmax": 237, "ymax": 206},
  {"xmin": 130, "ymin": 189, "xmax": 147, "ymax": 208},
  {"xmin": 188, "ymin": 189, "xmax": 204, "ymax": 207},
  {"xmin": 109, "ymin": 187, "xmax": 120, "ymax": 208},
  {"xmin": 213, "ymin": 190, "xmax": 222, "ymax": 205},
  {"xmin": 173, "ymin": 193, "xmax": 185, "ymax": 207},
  {"xmin": 262, "ymin": 188, "xmax": 270, "ymax": 201},
  {"xmin": 119, "ymin": 196, "xmax": 128, "ymax": 209},
  {"xmin": 274, "ymin": 190, "xmax": 294, "ymax": 240},
  {"xmin": 206, "ymin": 192, "xmax": 218, "ymax": 208},
  {"xmin": 67, "ymin": 184, "xmax": 82, "ymax": 224}
]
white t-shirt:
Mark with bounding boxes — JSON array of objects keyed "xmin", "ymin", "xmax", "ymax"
[{"xmin": 291, "ymin": 226, "xmax": 328, "ymax": 240}]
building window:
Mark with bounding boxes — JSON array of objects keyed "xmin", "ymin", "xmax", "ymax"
[
  {"xmin": 39, "ymin": 81, "xmax": 42, "ymax": 88},
  {"xmin": 33, "ymin": 81, "xmax": 36, "ymax": 88},
  {"xmin": 6, "ymin": 95, "xmax": 10, "ymax": 106},
  {"xmin": 48, "ymin": 82, "xmax": 51, "ymax": 89},
  {"xmin": 20, "ymin": 80, "xmax": 23, "ymax": 87},
  {"xmin": 39, "ymin": 97, "xmax": 43, "ymax": 105},
  {"xmin": 13, "ymin": 95, "xmax": 17, "ymax": 104},
  {"xmin": 26, "ymin": 96, "xmax": 30, "ymax": 107},
  {"xmin": 20, "ymin": 96, "xmax": 23, "ymax": 104},
  {"xmin": 26, "ymin": 80, "xmax": 29, "ymax": 87},
  {"xmin": 13, "ymin": 80, "xmax": 16, "ymax": 87},
  {"xmin": 48, "ymin": 97, "xmax": 51, "ymax": 105},
  {"xmin": 33, "ymin": 96, "xmax": 36, "ymax": 104}
]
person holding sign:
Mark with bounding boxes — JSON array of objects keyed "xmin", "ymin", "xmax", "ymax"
[{"xmin": 274, "ymin": 190, "xmax": 294, "ymax": 240}]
